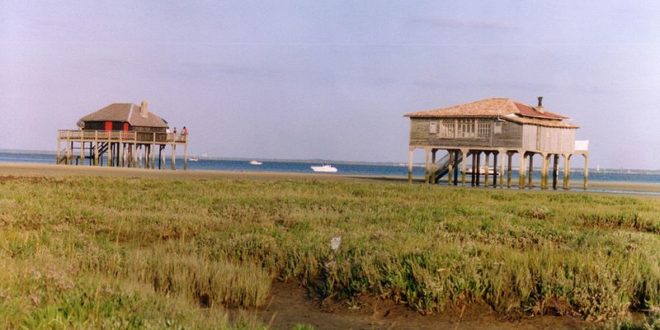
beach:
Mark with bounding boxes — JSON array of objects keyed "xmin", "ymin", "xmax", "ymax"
[{"xmin": 1, "ymin": 163, "xmax": 658, "ymax": 328}]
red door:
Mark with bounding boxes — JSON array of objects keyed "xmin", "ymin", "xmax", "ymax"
[
  {"xmin": 123, "ymin": 122, "xmax": 129, "ymax": 132},
  {"xmin": 104, "ymin": 121, "xmax": 112, "ymax": 131}
]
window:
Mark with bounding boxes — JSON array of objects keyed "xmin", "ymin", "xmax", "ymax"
[
  {"xmin": 457, "ymin": 119, "xmax": 475, "ymax": 138},
  {"xmin": 429, "ymin": 122, "xmax": 438, "ymax": 134},
  {"xmin": 477, "ymin": 121, "xmax": 491, "ymax": 138},
  {"xmin": 439, "ymin": 120, "xmax": 455, "ymax": 138},
  {"xmin": 494, "ymin": 121, "xmax": 502, "ymax": 134}
]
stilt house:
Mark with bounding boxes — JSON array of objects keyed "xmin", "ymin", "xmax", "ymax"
[
  {"xmin": 405, "ymin": 97, "xmax": 589, "ymax": 189},
  {"xmin": 57, "ymin": 100, "xmax": 189, "ymax": 170}
]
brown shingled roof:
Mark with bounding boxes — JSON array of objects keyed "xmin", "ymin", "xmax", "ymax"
[
  {"xmin": 78, "ymin": 103, "xmax": 168, "ymax": 128},
  {"xmin": 405, "ymin": 98, "xmax": 578, "ymax": 128},
  {"xmin": 513, "ymin": 102, "xmax": 566, "ymax": 120}
]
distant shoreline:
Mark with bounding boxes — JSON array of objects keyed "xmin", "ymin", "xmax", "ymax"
[{"xmin": 2, "ymin": 149, "xmax": 659, "ymax": 173}]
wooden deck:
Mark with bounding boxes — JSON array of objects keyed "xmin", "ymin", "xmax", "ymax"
[
  {"xmin": 57, "ymin": 130, "xmax": 187, "ymax": 144},
  {"xmin": 56, "ymin": 129, "xmax": 189, "ymax": 170}
]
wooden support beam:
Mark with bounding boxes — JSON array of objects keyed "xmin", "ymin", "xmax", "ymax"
[
  {"xmin": 158, "ymin": 145, "xmax": 163, "ymax": 170},
  {"xmin": 453, "ymin": 151, "xmax": 459, "ymax": 186},
  {"xmin": 56, "ymin": 135, "xmax": 61, "ymax": 164},
  {"xmin": 407, "ymin": 148, "xmax": 414, "ymax": 184},
  {"xmin": 171, "ymin": 144, "xmax": 176, "ymax": 170},
  {"xmin": 94, "ymin": 132, "xmax": 99, "ymax": 166},
  {"xmin": 424, "ymin": 148, "xmax": 431, "ymax": 184},
  {"xmin": 507, "ymin": 152, "xmax": 513, "ymax": 188},
  {"xmin": 518, "ymin": 150, "xmax": 526, "ymax": 189},
  {"xmin": 430, "ymin": 149, "xmax": 437, "ymax": 184},
  {"xmin": 461, "ymin": 149, "xmax": 468, "ymax": 186},
  {"xmin": 583, "ymin": 153, "xmax": 589, "ymax": 190},
  {"xmin": 499, "ymin": 150, "xmax": 505, "ymax": 188},
  {"xmin": 540, "ymin": 153, "xmax": 548, "ymax": 189},
  {"xmin": 447, "ymin": 150, "xmax": 454, "ymax": 185},
  {"xmin": 79, "ymin": 130, "xmax": 84, "ymax": 165},
  {"xmin": 484, "ymin": 152, "xmax": 490, "ymax": 185},
  {"xmin": 552, "ymin": 154, "xmax": 559, "ymax": 190},
  {"xmin": 527, "ymin": 153, "xmax": 534, "ymax": 189},
  {"xmin": 106, "ymin": 134, "xmax": 112, "ymax": 167},
  {"xmin": 475, "ymin": 151, "xmax": 481, "ymax": 186},
  {"xmin": 471, "ymin": 152, "xmax": 476, "ymax": 186},
  {"xmin": 492, "ymin": 151, "xmax": 498, "ymax": 188},
  {"xmin": 563, "ymin": 154, "xmax": 571, "ymax": 190},
  {"xmin": 183, "ymin": 140, "xmax": 189, "ymax": 170}
]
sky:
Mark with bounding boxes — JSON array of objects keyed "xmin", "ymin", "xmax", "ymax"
[{"xmin": 1, "ymin": 1, "xmax": 659, "ymax": 169}]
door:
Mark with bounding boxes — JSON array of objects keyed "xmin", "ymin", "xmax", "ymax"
[{"xmin": 104, "ymin": 121, "xmax": 113, "ymax": 131}]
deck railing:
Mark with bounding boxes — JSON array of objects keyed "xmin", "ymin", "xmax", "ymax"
[{"xmin": 57, "ymin": 130, "xmax": 188, "ymax": 143}]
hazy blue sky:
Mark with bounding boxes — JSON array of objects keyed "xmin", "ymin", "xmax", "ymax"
[{"xmin": 1, "ymin": 1, "xmax": 659, "ymax": 169}]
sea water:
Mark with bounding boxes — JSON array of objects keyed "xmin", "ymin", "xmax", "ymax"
[{"xmin": 1, "ymin": 151, "xmax": 659, "ymax": 184}]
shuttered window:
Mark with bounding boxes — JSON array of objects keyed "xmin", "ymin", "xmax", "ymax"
[
  {"xmin": 439, "ymin": 120, "xmax": 455, "ymax": 138},
  {"xmin": 457, "ymin": 119, "xmax": 475, "ymax": 138},
  {"xmin": 477, "ymin": 121, "xmax": 491, "ymax": 138},
  {"xmin": 429, "ymin": 122, "xmax": 438, "ymax": 134}
]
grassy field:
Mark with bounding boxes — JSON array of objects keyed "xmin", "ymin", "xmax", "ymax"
[{"xmin": 0, "ymin": 172, "xmax": 658, "ymax": 328}]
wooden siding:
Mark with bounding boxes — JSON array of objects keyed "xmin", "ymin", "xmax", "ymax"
[
  {"xmin": 83, "ymin": 121, "xmax": 166, "ymax": 133},
  {"xmin": 522, "ymin": 125, "xmax": 537, "ymax": 150},
  {"xmin": 409, "ymin": 118, "xmax": 523, "ymax": 149},
  {"xmin": 522, "ymin": 125, "xmax": 576, "ymax": 153}
]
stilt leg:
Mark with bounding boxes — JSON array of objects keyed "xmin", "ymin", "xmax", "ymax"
[
  {"xmin": 461, "ymin": 149, "xmax": 468, "ymax": 186},
  {"xmin": 448, "ymin": 150, "xmax": 454, "ymax": 185},
  {"xmin": 407, "ymin": 148, "xmax": 414, "ymax": 183},
  {"xmin": 507, "ymin": 152, "xmax": 513, "ymax": 188},
  {"xmin": 519, "ymin": 151, "xmax": 526, "ymax": 189},
  {"xmin": 583, "ymin": 154, "xmax": 589, "ymax": 190},
  {"xmin": 563, "ymin": 154, "xmax": 570, "ymax": 190},
  {"xmin": 492, "ymin": 151, "xmax": 498, "ymax": 187},
  {"xmin": 476, "ymin": 152, "xmax": 481, "ymax": 186},
  {"xmin": 541, "ymin": 153, "xmax": 548, "ymax": 189},
  {"xmin": 484, "ymin": 152, "xmax": 490, "ymax": 185},
  {"xmin": 552, "ymin": 154, "xmax": 559, "ymax": 190},
  {"xmin": 528, "ymin": 153, "xmax": 534, "ymax": 189},
  {"xmin": 430, "ymin": 149, "xmax": 436, "ymax": 184}
]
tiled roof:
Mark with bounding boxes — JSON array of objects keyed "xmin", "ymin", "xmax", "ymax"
[
  {"xmin": 405, "ymin": 98, "xmax": 577, "ymax": 128},
  {"xmin": 513, "ymin": 102, "xmax": 566, "ymax": 120},
  {"xmin": 78, "ymin": 103, "xmax": 168, "ymax": 128}
]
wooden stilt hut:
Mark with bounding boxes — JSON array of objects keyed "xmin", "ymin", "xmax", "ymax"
[
  {"xmin": 405, "ymin": 97, "xmax": 589, "ymax": 189},
  {"xmin": 56, "ymin": 100, "xmax": 189, "ymax": 170}
]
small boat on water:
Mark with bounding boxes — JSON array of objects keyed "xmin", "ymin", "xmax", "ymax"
[
  {"xmin": 249, "ymin": 160, "xmax": 263, "ymax": 166},
  {"xmin": 311, "ymin": 164, "xmax": 338, "ymax": 173},
  {"xmin": 188, "ymin": 156, "xmax": 199, "ymax": 162}
]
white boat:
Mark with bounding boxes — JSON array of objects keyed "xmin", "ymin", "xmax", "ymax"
[
  {"xmin": 249, "ymin": 160, "xmax": 263, "ymax": 166},
  {"xmin": 188, "ymin": 156, "xmax": 199, "ymax": 162},
  {"xmin": 311, "ymin": 165, "xmax": 338, "ymax": 173}
]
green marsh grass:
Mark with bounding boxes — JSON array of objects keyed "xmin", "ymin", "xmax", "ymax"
[{"xmin": 0, "ymin": 175, "xmax": 658, "ymax": 327}]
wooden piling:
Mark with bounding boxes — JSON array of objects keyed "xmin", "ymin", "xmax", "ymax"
[
  {"xmin": 484, "ymin": 152, "xmax": 490, "ymax": 185},
  {"xmin": 518, "ymin": 150, "xmax": 526, "ymax": 189},
  {"xmin": 552, "ymin": 154, "xmax": 559, "ymax": 190},
  {"xmin": 447, "ymin": 150, "xmax": 454, "ymax": 185},
  {"xmin": 527, "ymin": 153, "xmax": 534, "ymax": 189},
  {"xmin": 461, "ymin": 149, "xmax": 468, "ymax": 186},
  {"xmin": 407, "ymin": 148, "xmax": 414, "ymax": 183},
  {"xmin": 541, "ymin": 153, "xmax": 548, "ymax": 189}
]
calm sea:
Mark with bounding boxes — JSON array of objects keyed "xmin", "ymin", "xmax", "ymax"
[{"xmin": 1, "ymin": 151, "xmax": 660, "ymax": 185}]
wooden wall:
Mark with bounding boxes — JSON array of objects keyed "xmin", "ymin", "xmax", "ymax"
[
  {"xmin": 538, "ymin": 126, "xmax": 575, "ymax": 154},
  {"xmin": 409, "ymin": 118, "xmax": 523, "ymax": 149},
  {"xmin": 81, "ymin": 122, "xmax": 166, "ymax": 134}
]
